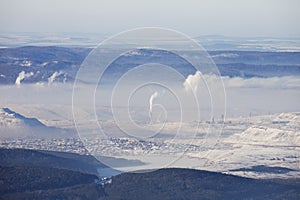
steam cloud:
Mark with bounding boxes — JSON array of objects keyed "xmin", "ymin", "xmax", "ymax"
[
  {"xmin": 48, "ymin": 71, "xmax": 64, "ymax": 85},
  {"xmin": 15, "ymin": 71, "xmax": 34, "ymax": 85},
  {"xmin": 149, "ymin": 91, "xmax": 158, "ymax": 119},
  {"xmin": 183, "ymin": 71, "xmax": 202, "ymax": 93},
  {"xmin": 183, "ymin": 70, "xmax": 300, "ymax": 94}
]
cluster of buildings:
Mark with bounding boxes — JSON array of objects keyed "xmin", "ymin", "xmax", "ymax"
[
  {"xmin": 0, "ymin": 138, "xmax": 88, "ymax": 155},
  {"xmin": 0, "ymin": 136, "xmax": 205, "ymax": 157}
]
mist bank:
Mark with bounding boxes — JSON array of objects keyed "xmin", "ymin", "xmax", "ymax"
[{"xmin": 1, "ymin": 73, "xmax": 299, "ymax": 113}]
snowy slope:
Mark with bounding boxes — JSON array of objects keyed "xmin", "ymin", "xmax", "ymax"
[
  {"xmin": 193, "ymin": 112, "xmax": 300, "ymax": 178},
  {"xmin": 224, "ymin": 113, "xmax": 300, "ymax": 146},
  {"xmin": 225, "ymin": 126, "xmax": 299, "ymax": 146},
  {"xmin": 0, "ymin": 107, "xmax": 75, "ymax": 139},
  {"xmin": 0, "ymin": 107, "xmax": 46, "ymax": 127}
]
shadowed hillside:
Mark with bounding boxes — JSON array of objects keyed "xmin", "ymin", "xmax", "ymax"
[{"xmin": 1, "ymin": 149, "xmax": 299, "ymax": 199}]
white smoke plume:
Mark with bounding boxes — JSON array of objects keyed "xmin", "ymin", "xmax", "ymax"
[
  {"xmin": 149, "ymin": 91, "xmax": 158, "ymax": 119},
  {"xmin": 48, "ymin": 71, "xmax": 63, "ymax": 85},
  {"xmin": 15, "ymin": 71, "xmax": 34, "ymax": 85},
  {"xmin": 183, "ymin": 70, "xmax": 202, "ymax": 93}
]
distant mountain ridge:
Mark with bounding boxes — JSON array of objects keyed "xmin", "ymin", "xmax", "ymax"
[{"xmin": 0, "ymin": 46, "xmax": 299, "ymax": 85}]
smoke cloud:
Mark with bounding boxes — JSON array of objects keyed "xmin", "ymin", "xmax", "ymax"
[
  {"xmin": 48, "ymin": 71, "xmax": 63, "ymax": 85},
  {"xmin": 183, "ymin": 71, "xmax": 202, "ymax": 93},
  {"xmin": 149, "ymin": 91, "xmax": 158, "ymax": 119},
  {"xmin": 15, "ymin": 71, "xmax": 34, "ymax": 85}
]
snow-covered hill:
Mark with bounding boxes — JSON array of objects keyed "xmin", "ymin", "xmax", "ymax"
[
  {"xmin": 0, "ymin": 107, "xmax": 46, "ymax": 127},
  {"xmin": 225, "ymin": 126, "xmax": 299, "ymax": 146},
  {"xmin": 0, "ymin": 107, "xmax": 74, "ymax": 139},
  {"xmin": 193, "ymin": 112, "xmax": 300, "ymax": 178},
  {"xmin": 224, "ymin": 113, "xmax": 300, "ymax": 146}
]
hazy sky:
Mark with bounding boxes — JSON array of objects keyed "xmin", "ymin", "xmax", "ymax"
[{"xmin": 0, "ymin": 0, "xmax": 299, "ymax": 37}]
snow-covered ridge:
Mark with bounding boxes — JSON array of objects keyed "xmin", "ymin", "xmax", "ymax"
[
  {"xmin": 0, "ymin": 107, "xmax": 45, "ymax": 127},
  {"xmin": 0, "ymin": 107, "xmax": 74, "ymax": 139},
  {"xmin": 224, "ymin": 112, "xmax": 300, "ymax": 146},
  {"xmin": 225, "ymin": 126, "xmax": 299, "ymax": 146}
]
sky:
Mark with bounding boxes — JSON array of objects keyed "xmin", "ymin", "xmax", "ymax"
[{"xmin": 0, "ymin": 0, "xmax": 299, "ymax": 37}]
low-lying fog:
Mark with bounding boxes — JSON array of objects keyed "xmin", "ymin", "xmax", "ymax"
[{"xmin": 1, "ymin": 74, "xmax": 299, "ymax": 123}]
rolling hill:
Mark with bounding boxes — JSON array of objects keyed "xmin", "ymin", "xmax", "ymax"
[{"xmin": 0, "ymin": 148, "xmax": 299, "ymax": 199}]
